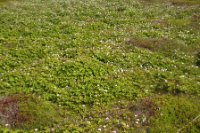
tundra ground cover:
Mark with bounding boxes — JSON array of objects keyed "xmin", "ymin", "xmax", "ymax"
[{"xmin": 0, "ymin": 0, "xmax": 200, "ymax": 132}]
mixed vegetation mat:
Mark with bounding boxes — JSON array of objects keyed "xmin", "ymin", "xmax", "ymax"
[{"xmin": 0, "ymin": 0, "xmax": 200, "ymax": 132}]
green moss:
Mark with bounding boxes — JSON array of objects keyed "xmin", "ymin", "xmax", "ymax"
[
  {"xmin": 150, "ymin": 95, "xmax": 200, "ymax": 132},
  {"xmin": 0, "ymin": 94, "xmax": 61, "ymax": 130}
]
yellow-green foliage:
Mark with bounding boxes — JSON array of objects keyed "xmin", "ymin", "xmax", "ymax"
[
  {"xmin": 150, "ymin": 95, "xmax": 200, "ymax": 132},
  {"xmin": 0, "ymin": 0, "xmax": 200, "ymax": 132},
  {"xmin": 141, "ymin": 0, "xmax": 200, "ymax": 6},
  {"xmin": 0, "ymin": 94, "xmax": 61, "ymax": 130}
]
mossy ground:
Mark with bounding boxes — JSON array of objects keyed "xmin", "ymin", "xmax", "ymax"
[
  {"xmin": 0, "ymin": 0, "xmax": 200, "ymax": 132},
  {"xmin": 0, "ymin": 94, "xmax": 60, "ymax": 130}
]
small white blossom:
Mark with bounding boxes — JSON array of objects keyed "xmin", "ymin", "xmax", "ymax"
[
  {"xmin": 142, "ymin": 117, "xmax": 146, "ymax": 123},
  {"xmin": 98, "ymin": 128, "xmax": 101, "ymax": 131},
  {"xmin": 105, "ymin": 117, "xmax": 109, "ymax": 121},
  {"xmin": 5, "ymin": 124, "xmax": 9, "ymax": 127}
]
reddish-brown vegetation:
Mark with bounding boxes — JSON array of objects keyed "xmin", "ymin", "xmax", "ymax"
[{"xmin": 0, "ymin": 95, "xmax": 30, "ymax": 128}]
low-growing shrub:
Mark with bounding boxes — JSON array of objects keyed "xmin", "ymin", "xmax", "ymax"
[{"xmin": 0, "ymin": 94, "xmax": 60, "ymax": 130}]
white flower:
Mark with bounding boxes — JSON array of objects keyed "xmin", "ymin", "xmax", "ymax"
[
  {"xmin": 142, "ymin": 117, "xmax": 146, "ymax": 123},
  {"xmin": 5, "ymin": 124, "xmax": 9, "ymax": 127},
  {"xmin": 98, "ymin": 128, "xmax": 101, "ymax": 131},
  {"xmin": 105, "ymin": 117, "xmax": 109, "ymax": 121},
  {"xmin": 135, "ymin": 119, "xmax": 140, "ymax": 124}
]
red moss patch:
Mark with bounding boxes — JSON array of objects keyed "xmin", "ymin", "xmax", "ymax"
[
  {"xmin": 0, "ymin": 94, "xmax": 60, "ymax": 130},
  {"xmin": 125, "ymin": 38, "xmax": 169, "ymax": 51},
  {"xmin": 0, "ymin": 95, "xmax": 30, "ymax": 128},
  {"xmin": 86, "ymin": 97, "xmax": 158, "ymax": 132}
]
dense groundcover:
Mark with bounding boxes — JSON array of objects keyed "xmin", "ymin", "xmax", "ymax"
[{"xmin": 0, "ymin": 0, "xmax": 200, "ymax": 132}]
